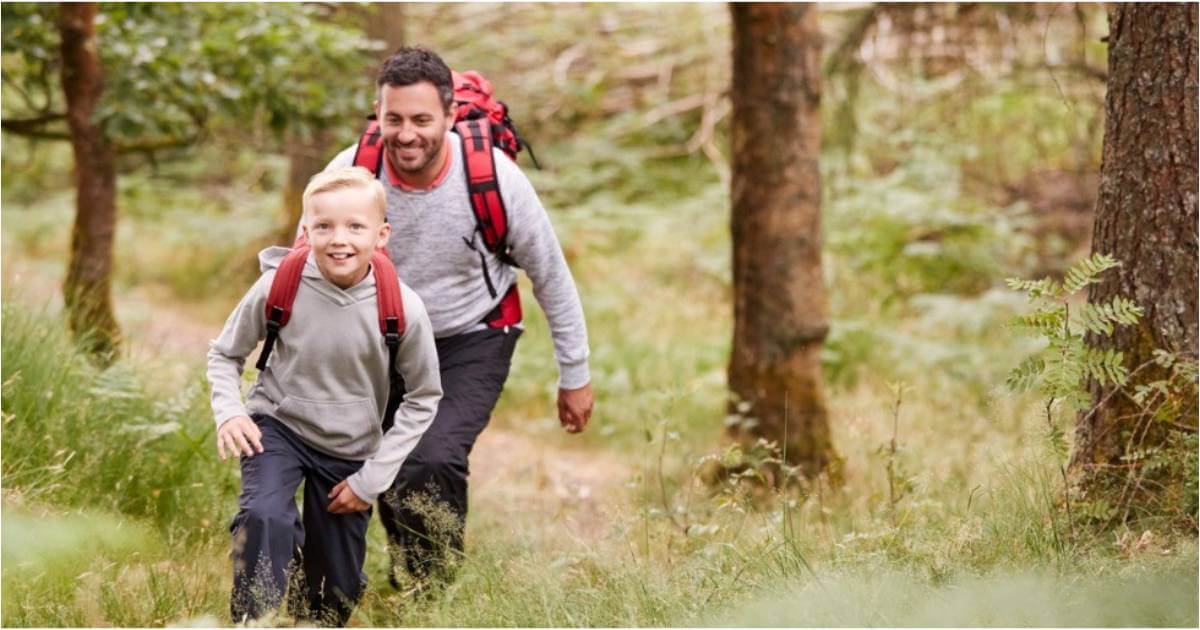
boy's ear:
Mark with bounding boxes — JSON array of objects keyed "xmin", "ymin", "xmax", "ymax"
[{"xmin": 375, "ymin": 221, "xmax": 391, "ymax": 250}]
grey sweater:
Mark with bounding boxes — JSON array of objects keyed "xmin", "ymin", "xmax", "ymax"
[
  {"xmin": 326, "ymin": 134, "xmax": 591, "ymax": 389},
  {"xmin": 206, "ymin": 247, "xmax": 442, "ymax": 504}
]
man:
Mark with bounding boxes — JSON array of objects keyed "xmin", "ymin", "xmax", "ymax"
[{"xmin": 323, "ymin": 46, "xmax": 594, "ymax": 586}]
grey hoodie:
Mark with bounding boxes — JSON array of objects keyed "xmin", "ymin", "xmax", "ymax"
[{"xmin": 206, "ymin": 246, "xmax": 442, "ymax": 504}]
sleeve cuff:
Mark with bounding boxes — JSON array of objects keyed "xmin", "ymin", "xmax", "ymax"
[
  {"xmin": 214, "ymin": 407, "xmax": 249, "ymax": 429},
  {"xmin": 345, "ymin": 474, "xmax": 379, "ymax": 506},
  {"xmin": 557, "ymin": 360, "xmax": 591, "ymax": 390}
]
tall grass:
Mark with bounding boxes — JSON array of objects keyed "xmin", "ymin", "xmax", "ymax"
[{"xmin": 1, "ymin": 303, "xmax": 238, "ymax": 538}]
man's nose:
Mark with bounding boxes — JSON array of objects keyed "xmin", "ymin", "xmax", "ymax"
[{"xmin": 394, "ymin": 123, "xmax": 417, "ymax": 144}]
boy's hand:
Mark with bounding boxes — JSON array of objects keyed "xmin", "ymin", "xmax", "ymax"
[
  {"xmin": 216, "ymin": 415, "xmax": 264, "ymax": 461},
  {"xmin": 327, "ymin": 480, "xmax": 370, "ymax": 514}
]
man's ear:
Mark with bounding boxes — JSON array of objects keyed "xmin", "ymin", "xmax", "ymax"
[
  {"xmin": 373, "ymin": 99, "xmax": 381, "ymax": 120},
  {"xmin": 375, "ymin": 221, "xmax": 391, "ymax": 250},
  {"xmin": 446, "ymin": 102, "xmax": 457, "ymax": 123}
]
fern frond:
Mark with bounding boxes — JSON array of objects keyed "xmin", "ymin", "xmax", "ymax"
[
  {"xmin": 1007, "ymin": 355, "xmax": 1045, "ymax": 392},
  {"xmin": 1006, "ymin": 277, "xmax": 1063, "ymax": 301},
  {"xmin": 1011, "ymin": 307, "xmax": 1066, "ymax": 337},
  {"xmin": 1063, "ymin": 252, "xmax": 1120, "ymax": 294},
  {"xmin": 1082, "ymin": 347, "xmax": 1129, "ymax": 387}
]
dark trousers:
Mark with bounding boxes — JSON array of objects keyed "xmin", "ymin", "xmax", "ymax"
[
  {"xmin": 230, "ymin": 414, "xmax": 371, "ymax": 627},
  {"xmin": 379, "ymin": 327, "xmax": 521, "ymax": 583}
]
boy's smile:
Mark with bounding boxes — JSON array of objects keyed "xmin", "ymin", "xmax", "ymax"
[{"xmin": 303, "ymin": 186, "xmax": 390, "ymax": 290}]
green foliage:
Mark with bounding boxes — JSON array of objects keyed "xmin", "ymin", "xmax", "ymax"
[
  {"xmin": 0, "ymin": 303, "xmax": 238, "ymax": 538},
  {"xmin": 2, "ymin": 3, "xmax": 370, "ymax": 151},
  {"xmin": 1004, "ymin": 253, "xmax": 1143, "ymax": 411}
]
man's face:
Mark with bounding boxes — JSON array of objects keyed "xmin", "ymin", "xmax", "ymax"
[
  {"xmin": 302, "ymin": 187, "xmax": 390, "ymax": 290},
  {"xmin": 375, "ymin": 81, "xmax": 455, "ymax": 182}
]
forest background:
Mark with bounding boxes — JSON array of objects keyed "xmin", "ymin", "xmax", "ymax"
[{"xmin": 1, "ymin": 3, "xmax": 1197, "ymax": 627}]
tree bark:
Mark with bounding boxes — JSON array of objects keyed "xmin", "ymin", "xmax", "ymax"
[
  {"xmin": 59, "ymin": 2, "xmax": 121, "ymax": 359},
  {"xmin": 365, "ymin": 2, "xmax": 406, "ymax": 62},
  {"xmin": 1070, "ymin": 4, "xmax": 1199, "ymax": 493},
  {"xmin": 277, "ymin": 129, "xmax": 334, "ymax": 244},
  {"xmin": 727, "ymin": 3, "xmax": 838, "ymax": 480}
]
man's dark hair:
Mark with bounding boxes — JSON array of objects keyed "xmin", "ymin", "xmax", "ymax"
[{"xmin": 377, "ymin": 46, "xmax": 454, "ymax": 111}]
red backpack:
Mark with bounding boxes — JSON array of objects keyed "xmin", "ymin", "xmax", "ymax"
[
  {"xmin": 351, "ymin": 70, "xmax": 535, "ymax": 330},
  {"xmin": 254, "ymin": 244, "xmax": 407, "ymax": 419}
]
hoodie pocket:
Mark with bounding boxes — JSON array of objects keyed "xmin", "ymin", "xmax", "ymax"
[{"xmin": 275, "ymin": 395, "xmax": 380, "ymax": 458}]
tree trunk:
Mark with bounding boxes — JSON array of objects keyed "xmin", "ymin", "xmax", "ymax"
[
  {"xmin": 59, "ymin": 2, "xmax": 120, "ymax": 360},
  {"xmin": 277, "ymin": 129, "xmax": 334, "ymax": 244},
  {"xmin": 276, "ymin": 3, "xmax": 406, "ymax": 244},
  {"xmin": 365, "ymin": 3, "xmax": 406, "ymax": 61},
  {"xmin": 727, "ymin": 3, "xmax": 838, "ymax": 480},
  {"xmin": 1070, "ymin": 4, "xmax": 1198, "ymax": 497}
]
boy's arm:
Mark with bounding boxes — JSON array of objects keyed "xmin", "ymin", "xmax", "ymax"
[
  {"xmin": 206, "ymin": 271, "xmax": 272, "ymax": 428},
  {"xmin": 345, "ymin": 286, "xmax": 442, "ymax": 504}
]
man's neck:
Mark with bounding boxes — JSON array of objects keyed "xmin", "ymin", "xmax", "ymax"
[{"xmin": 393, "ymin": 142, "xmax": 451, "ymax": 190}]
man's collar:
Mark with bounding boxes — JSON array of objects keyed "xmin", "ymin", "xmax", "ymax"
[{"xmin": 385, "ymin": 137, "xmax": 454, "ymax": 192}]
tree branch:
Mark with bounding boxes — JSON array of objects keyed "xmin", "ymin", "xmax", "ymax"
[
  {"xmin": 1, "ymin": 115, "xmax": 69, "ymax": 140},
  {"xmin": 114, "ymin": 133, "xmax": 201, "ymax": 155}
]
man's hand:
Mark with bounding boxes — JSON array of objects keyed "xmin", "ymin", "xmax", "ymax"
[
  {"xmin": 327, "ymin": 480, "xmax": 370, "ymax": 514},
  {"xmin": 558, "ymin": 383, "xmax": 594, "ymax": 434},
  {"xmin": 216, "ymin": 415, "xmax": 264, "ymax": 461}
]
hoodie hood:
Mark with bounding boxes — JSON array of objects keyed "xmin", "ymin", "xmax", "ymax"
[{"xmin": 256, "ymin": 246, "xmax": 379, "ymax": 303}]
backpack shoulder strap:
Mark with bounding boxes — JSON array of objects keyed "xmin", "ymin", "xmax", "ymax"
[
  {"xmin": 372, "ymin": 249, "xmax": 406, "ymax": 341},
  {"xmin": 372, "ymin": 249, "xmax": 407, "ymax": 426},
  {"xmin": 455, "ymin": 119, "xmax": 511, "ymax": 260},
  {"xmin": 353, "ymin": 118, "xmax": 385, "ymax": 177},
  {"xmin": 254, "ymin": 245, "xmax": 311, "ymax": 371}
]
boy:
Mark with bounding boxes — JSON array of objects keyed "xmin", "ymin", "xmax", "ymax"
[{"xmin": 206, "ymin": 167, "xmax": 442, "ymax": 626}]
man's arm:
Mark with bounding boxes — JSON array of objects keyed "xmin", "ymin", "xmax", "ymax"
[
  {"xmin": 497, "ymin": 156, "xmax": 594, "ymax": 431},
  {"xmin": 345, "ymin": 286, "xmax": 443, "ymax": 504}
]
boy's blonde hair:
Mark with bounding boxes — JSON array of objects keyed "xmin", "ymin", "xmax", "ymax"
[{"xmin": 302, "ymin": 166, "xmax": 387, "ymax": 221}]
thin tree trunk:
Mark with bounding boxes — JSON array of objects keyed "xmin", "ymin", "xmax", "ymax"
[
  {"xmin": 365, "ymin": 3, "xmax": 406, "ymax": 59},
  {"xmin": 727, "ymin": 3, "xmax": 838, "ymax": 480},
  {"xmin": 277, "ymin": 129, "xmax": 334, "ymax": 244},
  {"xmin": 59, "ymin": 2, "xmax": 120, "ymax": 359},
  {"xmin": 277, "ymin": 3, "xmax": 406, "ymax": 243},
  {"xmin": 1070, "ymin": 4, "xmax": 1199, "ymax": 495}
]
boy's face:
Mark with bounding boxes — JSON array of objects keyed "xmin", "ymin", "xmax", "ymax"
[
  {"xmin": 302, "ymin": 187, "xmax": 390, "ymax": 290},
  {"xmin": 374, "ymin": 81, "xmax": 455, "ymax": 182}
]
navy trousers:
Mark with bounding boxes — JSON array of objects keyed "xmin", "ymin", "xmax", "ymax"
[
  {"xmin": 379, "ymin": 327, "xmax": 521, "ymax": 583},
  {"xmin": 230, "ymin": 414, "xmax": 371, "ymax": 627}
]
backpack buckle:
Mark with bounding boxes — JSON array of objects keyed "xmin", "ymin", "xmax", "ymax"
[{"xmin": 384, "ymin": 316, "xmax": 401, "ymax": 348}]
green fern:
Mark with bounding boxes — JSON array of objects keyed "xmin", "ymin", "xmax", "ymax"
[
  {"xmin": 1062, "ymin": 252, "xmax": 1119, "ymax": 294},
  {"xmin": 1005, "ymin": 255, "xmax": 1141, "ymax": 407}
]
